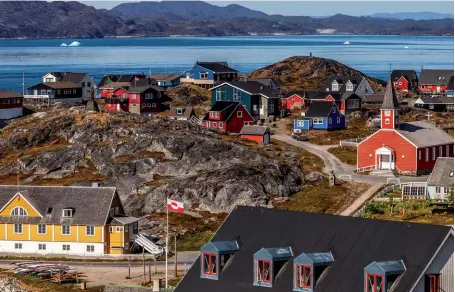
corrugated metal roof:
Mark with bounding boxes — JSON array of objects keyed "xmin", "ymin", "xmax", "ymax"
[
  {"xmin": 397, "ymin": 121, "xmax": 454, "ymax": 148},
  {"xmin": 427, "ymin": 157, "xmax": 454, "ymax": 187}
]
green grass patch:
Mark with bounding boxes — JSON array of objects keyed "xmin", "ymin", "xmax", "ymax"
[
  {"xmin": 176, "ymin": 230, "xmax": 215, "ymax": 252},
  {"xmin": 327, "ymin": 146, "xmax": 357, "ymax": 165}
]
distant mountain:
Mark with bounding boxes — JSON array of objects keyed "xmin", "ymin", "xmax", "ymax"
[
  {"xmin": 0, "ymin": 1, "xmax": 452, "ymax": 39},
  {"xmin": 370, "ymin": 12, "xmax": 454, "ymax": 20}
]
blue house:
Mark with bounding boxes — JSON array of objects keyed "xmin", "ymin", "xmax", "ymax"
[
  {"xmin": 210, "ymin": 81, "xmax": 280, "ymax": 120},
  {"xmin": 148, "ymin": 74, "xmax": 181, "ymax": 88},
  {"xmin": 181, "ymin": 62, "xmax": 238, "ymax": 89},
  {"xmin": 294, "ymin": 101, "xmax": 345, "ymax": 131}
]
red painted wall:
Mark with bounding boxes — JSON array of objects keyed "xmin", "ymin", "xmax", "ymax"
[
  {"xmin": 417, "ymin": 144, "xmax": 454, "ymax": 171},
  {"xmin": 100, "ymin": 88, "xmax": 114, "ymax": 98},
  {"xmin": 418, "ymin": 85, "xmax": 448, "ymax": 93},
  {"xmin": 202, "ymin": 120, "xmax": 227, "ymax": 132},
  {"xmin": 394, "ymin": 77, "xmax": 409, "ymax": 91},
  {"xmin": 357, "ymin": 130, "xmax": 417, "ymax": 171},
  {"xmin": 241, "ymin": 134, "xmax": 263, "ymax": 143},
  {"xmin": 226, "ymin": 105, "xmax": 254, "ymax": 133},
  {"xmin": 325, "ymin": 95, "xmax": 335, "ymax": 102},
  {"xmin": 0, "ymin": 97, "xmax": 23, "ymax": 109},
  {"xmin": 282, "ymin": 94, "xmax": 305, "ymax": 110},
  {"xmin": 380, "ymin": 110, "xmax": 398, "ymax": 129}
]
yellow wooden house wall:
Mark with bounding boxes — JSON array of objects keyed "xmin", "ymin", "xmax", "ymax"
[{"xmin": 0, "ymin": 194, "xmax": 42, "ymax": 217}]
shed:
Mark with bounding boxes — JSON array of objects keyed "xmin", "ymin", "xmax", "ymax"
[{"xmin": 240, "ymin": 125, "xmax": 271, "ymax": 144}]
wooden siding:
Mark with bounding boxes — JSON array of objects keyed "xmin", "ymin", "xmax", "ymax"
[
  {"xmin": 0, "ymin": 194, "xmax": 41, "ymax": 217},
  {"xmin": 211, "ymin": 84, "xmax": 256, "ymax": 118},
  {"xmin": 411, "ymin": 234, "xmax": 453, "ymax": 292},
  {"xmin": 417, "ymin": 144, "xmax": 454, "ymax": 171},
  {"xmin": 282, "ymin": 94, "xmax": 305, "ymax": 110},
  {"xmin": 357, "ymin": 130, "xmax": 417, "ymax": 170}
]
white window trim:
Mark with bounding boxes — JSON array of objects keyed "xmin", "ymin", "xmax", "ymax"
[
  {"xmin": 61, "ymin": 225, "xmax": 71, "ymax": 236},
  {"xmin": 313, "ymin": 118, "xmax": 323, "ymax": 125},
  {"xmin": 297, "ymin": 120, "xmax": 305, "ymax": 127},
  {"xmin": 109, "ymin": 226, "xmax": 113, "ymax": 233},
  {"xmin": 37, "ymin": 224, "xmax": 47, "ymax": 235},
  {"xmin": 38, "ymin": 243, "xmax": 47, "ymax": 250},
  {"xmin": 425, "ymin": 148, "xmax": 429, "ymax": 162},
  {"xmin": 13, "ymin": 223, "xmax": 23, "ymax": 234},
  {"xmin": 62, "ymin": 209, "xmax": 74, "ymax": 218},
  {"xmin": 14, "ymin": 243, "xmax": 22, "ymax": 250},
  {"xmin": 219, "ymin": 122, "xmax": 223, "ymax": 128},
  {"xmin": 176, "ymin": 108, "xmax": 183, "ymax": 115},
  {"xmin": 237, "ymin": 111, "xmax": 242, "ymax": 118},
  {"xmin": 418, "ymin": 150, "xmax": 422, "ymax": 160},
  {"xmin": 86, "ymin": 225, "xmax": 95, "ymax": 236},
  {"xmin": 432, "ymin": 147, "xmax": 436, "ymax": 161},
  {"xmin": 116, "ymin": 226, "xmax": 122, "ymax": 233},
  {"xmin": 11, "ymin": 206, "xmax": 28, "ymax": 217},
  {"xmin": 86, "ymin": 245, "xmax": 95, "ymax": 252},
  {"xmin": 62, "ymin": 244, "xmax": 71, "ymax": 251}
]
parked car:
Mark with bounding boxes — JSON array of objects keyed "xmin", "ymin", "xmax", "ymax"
[{"xmin": 291, "ymin": 133, "xmax": 309, "ymax": 141}]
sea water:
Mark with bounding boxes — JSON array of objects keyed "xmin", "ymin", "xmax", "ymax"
[{"xmin": 0, "ymin": 35, "xmax": 453, "ymax": 92}]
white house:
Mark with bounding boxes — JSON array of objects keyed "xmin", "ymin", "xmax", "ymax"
[{"xmin": 42, "ymin": 72, "xmax": 96, "ymax": 100}]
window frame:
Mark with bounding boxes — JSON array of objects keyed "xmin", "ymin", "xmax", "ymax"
[
  {"xmin": 116, "ymin": 226, "xmax": 122, "ymax": 232},
  {"xmin": 237, "ymin": 111, "xmax": 242, "ymax": 118},
  {"xmin": 14, "ymin": 223, "xmax": 23, "ymax": 234},
  {"xmin": 425, "ymin": 274, "xmax": 440, "ymax": 292},
  {"xmin": 432, "ymin": 147, "xmax": 436, "ymax": 160},
  {"xmin": 256, "ymin": 259, "xmax": 272, "ymax": 284},
  {"xmin": 37, "ymin": 224, "xmax": 46, "ymax": 235},
  {"xmin": 38, "ymin": 243, "xmax": 46, "ymax": 251},
  {"xmin": 313, "ymin": 118, "xmax": 323, "ymax": 125},
  {"xmin": 446, "ymin": 145, "xmax": 450, "ymax": 156},
  {"xmin": 86, "ymin": 225, "xmax": 95, "ymax": 236},
  {"xmin": 295, "ymin": 264, "xmax": 312, "ymax": 289},
  {"xmin": 14, "ymin": 243, "xmax": 22, "ymax": 250},
  {"xmin": 202, "ymin": 252, "xmax": 218, "ymax": 276},
  {"xmin": 337, "ymin": 116, "xmax": 341, "ymax": 123},
  {"xmin": 62, "ymin": 209, "xmax": 74, "ymax": 218},
  {"xmin": 297, "ymin": 120, "xmax": 305, "ymax": 127},
  {"xmin": 11, "ymin": 206, "xmax": 28, "ymax": 217},
  {"xmin": 62, "ymin": 244, "xmax": 71, "ymax": 251},
  {"xmin": 61, "ymin": 225, "xmax": 71, "ymax": 235},
  {"xmin": 425, "ymin": 148, "xmax": 429, "ymax": 162},
  {"xmin": 219, "ymin": 122, "xmax": 223, "ymax": 129},
  {"xmin": 86, "ymin": 245, "xmax": 95, "ymax": 253},
  {"xmin": 366, "ymin": 273, "xmax": 384, "ymax": 292}
]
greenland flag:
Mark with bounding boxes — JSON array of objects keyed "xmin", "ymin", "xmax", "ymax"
[{"xmin": 167, "ymin": 198, "xmax": 184, "ymax": 213}]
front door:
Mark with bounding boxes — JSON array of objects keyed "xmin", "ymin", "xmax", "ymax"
[
  {"xmin": 379, "ymin": 154, "xmax": 395, "ymax": 170},
  {"xmin": 437, "ymin": 86, "xmax": 441, "ymax": 93}
]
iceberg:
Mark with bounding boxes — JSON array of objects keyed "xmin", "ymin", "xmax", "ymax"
[
  {"xmin": 60, "ymin": 41, "xmax": 81, "ymax": 47},
  {"xmin": 60, "ymin": 43, "xmax": 68, "ymax": 47},
  {"xmin": 404, "ymin": 46, "xmax": 409, "ymax": 49},
  {"xmin": 343, "ymin": 41, "xmax": 350, "ymax": 45}
]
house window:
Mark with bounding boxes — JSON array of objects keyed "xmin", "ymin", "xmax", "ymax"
[
  {"xmin": 313, "ymin": 118, "xmax": 323, "ymax": 124},
  {"xmin": 62, "ymin": 208, "xmax": 74, "ymax": 218},
  {"xmin": 14, "ymin": 223, "xmax": 23, "ymax": 234},
  {"xmin": 73, "ymin": 89, "xmax": 76, "ymax": 94},
  {"xmin": 346, "ymin": 84, "xmax": 353, "ymax": 91},
  {"xmin": 447, "ymin": 104, "xmax": 454, "ymax": 110},
  {"xmin": 256, "ymin": 260, "xmax": 271, "ymax": 284},
  {"xmin": 61, "ymin": 225, "xmax": 71, "ymax": 235},
  {"xmin": 147, "ymin": 103, "xmax": 151, "ymax": 107},
  {"xmin": 337, "ymin": 117, "xmax": 341, "ymax": 123},
  {"xmin": 366, "ymin": 274, "xmax": 384, "ymax": 292},
  {"xmin": 103, "ymin": 89, "xmax": 107, "ymax": 93},
  {"xmin": 446, "ymin": 145, "xmax": 450, "ymax": 156},
  {"xmin": 176, "ymin": 108, "xmax": 183, "ymax": 115},
  {"xmin": 418, "ymin": 150, "xmax": 422, "ymax": 160},
  {"xmin": 41, "ymin": 89, "xmax": 47, "ymax": 95},
  {"xmin": 347, "ymin": 99, "xmax": 360, "ymax": 109},
  {"xmin": 219, "ymin": 122, "xmax": 223, "ymax": 128},
  {"xmin": 109, "ymin": 226, "xmax": 113, "ymax": 233},
  {"xmin": 37, "ymin": 224, "xmax": 46, "ymax": 234},
  {"xmin": 328, "ymin": 117, "xmax": 332, "ymax": 124},
  {"xmin": 297, "ymin": 120, "xmax": 305, "ymax": 127},
  {"xmin": 200, "ymin": 72, "xmax": 208, "ymax": 79},
  {"xmin": 215, "ymin": 87, "xmax": 225, "ymax": 101},
  {"xmin": 244, "ymin": 122, "xmax": 250, "ymax": 126},
  {"xmin": 123, "ymin": 94, "xmax": 128, "ymax": 99},
  {"xmin": 11, "ymin": 207, "xmax": 27, "ymax": 217},
  {"xmin": 233, "ymin": 88, "xmax": 240, "ymax": 101},
  {"xmin": 82, "ymin": 82, "xmax": 86, "ymax": 87},
  {"xmin": 295, "ymin": 265, "xmax": 312, "ymax": 289},
  {"xmin": 212, "ymin": 122, "xmax": 217, "ymax": 128},
  {"xmin": 116, "ymin": 227, "xmax": 122, "ymax": 232},
  {"xmin": 57, "ymin": 90, "xmax": 61, "ymax": 94},
  {"xmin": 331, "ymin": 83, "xmax": 339, "ymax": 91},
  {"xmin": 38, "ymin": 244, "xmax": 46, "ymax": 251},
  {"xmin": 436, "ymin": 187, "xmax": 442, "ymax": 194},
  {"xmin": 269, "ymin": 102, "xmax": 275, "ymax": 113},
  {"xmin": 202, "ymin": 253, "xmax": 217, "ymax": 276},
  {"xmin": 429, "ymin": 104, "xmax": 435, "ymax": 110},
  {"xmin": 432, "ymin": 147, "xmax": 436, "ymax": 160},
  {"xmin": 86, "ymin": 245, "xmax": 95, "ymax": 253},
  {"xmin": 14, "ymin": 243, "xmax": 22, "ymax": 250},
  {"xmin": 425, "ymin": 274, "xmax": 440, "ymax": 292},
  {"xmin": 152, "ymin": 103, "xmax": 156, "ymax": 107},
  {"xmin": 237, "ymin": 111, "xmax": 242, "ymax": 118},
  {"xmin": 145, "ymin": 93, "xmax": 154, "ymax": 99},
  {"xmin": 45, "ymin": 78, "xmax": 53, "ymax": 82},
  {"xmin": 385, "ymin": 118, "xmax": 390, "ymax": 125},
  {"xmin": 87, "ymin": 82, "xmax": 91, "ymax": 87},
  {"xmin": 439, "ymin": 146, "xmax": 443, "ymax": 157},
  {"xmin": 62, "ymin": 244, "xmax": 70, "ymax": 251},
  {"xmin": 86, "ymin": 225, "xmax": 95, "ymax": 236},
  {"xmin": 425, "ymin": 148, "xmax": 429, "ymax": 162}
]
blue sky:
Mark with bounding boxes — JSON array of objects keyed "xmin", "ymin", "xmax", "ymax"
[{"xmin": 85, "ymin": 1, "xmax": 454, "ymax": 16}]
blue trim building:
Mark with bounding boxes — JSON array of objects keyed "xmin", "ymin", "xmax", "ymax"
[
  {"xmin": 294, "ymin": 101, "xmax": 345, "ymax": 131},
  {"xmin": 181, "ymin": 62, "xmax": 238, "ymax": 89}
]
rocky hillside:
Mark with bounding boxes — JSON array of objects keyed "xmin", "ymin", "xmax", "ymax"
[
  {"xmin": 0, "ymin": 105, "xmax": 307, "ymax": 215},
  {"xmin": 245, "ymin": 56, "xmax": 386, "ymax": 93}
]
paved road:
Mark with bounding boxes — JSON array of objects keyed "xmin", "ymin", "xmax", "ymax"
[{"xmin": 273, "ymin": 134, "xmax": 428, "ymax": 184}]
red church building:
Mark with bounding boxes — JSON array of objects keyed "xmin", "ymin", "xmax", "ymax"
[
  {"xmin": 203, "ymin": 101, "xmax": 254, "ymax": 133},
  {"xmin": 357, "ymin": 80, "xmax": 454, "ymax": 175}
]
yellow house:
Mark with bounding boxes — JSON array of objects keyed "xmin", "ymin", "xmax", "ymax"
[{"xmin": 0, "ymin": 185, "xmax": 141, "ymax": 256}]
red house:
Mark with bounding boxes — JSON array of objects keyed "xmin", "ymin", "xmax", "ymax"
[
  {"xmin": 357, "ymin": 79, "xmax": 454, "ymax": 175},
  {"xmin": 418, "ymin": 69, "xmax": 453, "ymax": 95},
  {"xmin": 105, "ymin": 85, "xmax": 170, "ymax": 115},
  {"xmin": 0, "ymin": 90, "xmax": 23, "ymax": 120},
  {"xmin": 203, "ymin": 101, "xmax": 254, "ymax": 133},
  {"xmin": 306, "ymin": 92, "xmax": 361, "ymax": 115},
  {"xmin": 281, "ymin": 91, "xmax": 307, "ymax": 110},
  {"xmin": 391, "ymin": 70, "xmax": 418, "ymax": 92},
  {"xmin": 98, "ymin": 74, "xmax": 146, "ymax": 98},
  {"xmin": 240, "ymin": 125, "xmax": 271, "ymax": 144}
]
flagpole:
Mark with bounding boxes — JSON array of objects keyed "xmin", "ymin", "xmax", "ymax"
[{"xmin": 165, "ymin": 197, "xmax": 169, "ymax": 289}]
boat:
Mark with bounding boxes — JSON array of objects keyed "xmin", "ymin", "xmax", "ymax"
[{"xmin": 343, "ymin": 41, "xmax": 350, "ymax": 45}]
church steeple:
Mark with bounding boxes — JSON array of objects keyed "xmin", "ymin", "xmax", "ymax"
[{"xmin": 381, "ymin": 79, "xmax": 399, "ymax": 129}]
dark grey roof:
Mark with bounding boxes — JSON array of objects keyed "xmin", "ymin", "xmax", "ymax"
[
  {"xmin": 219, "ymin": 81, "xmax": 278, "ymax": 99},
  {"xmin": 304, "ymin": 101, "xmax": 336, "ymax": 117},
  {"xmin": 324, "ymin": 75, "xmax": 364, "ymax": 93},
  {"xmin": 363, "ymin": 94, "xmax": 385, "ymax": 103},
  {"xmin": 196, "ymin": 62, "xmax": 238, "ymax": 73},
  {"xmin": 415, "ymin": 97, "xmax": 454, "ymax": 105},
  {"xmin": 28, "ymin": 82, "xmax": 81, "ymax": 90},
  {"xmin": 133, "ymin": 77, "xmax": 158, "ymax": 87},
  {"xmin": 249, "ymin": 78, "xmax": 280, "ymax": 89},
  {"xmin": 397, "ymin": 121, "xmax": 454, "ymax": 147},
  {"xmin": 447, "ymin": 76, "xmax": 454, "ymax": 91},
  {"xmin": 240, "ymin": 125, "xmax": 269, "ymax": 136},
  {"xmin": 168, "ymin": 106, "xmax": 195, "ymax": 119},
  {"xmin": 381, "ymin": 79, "xmax": 400, "ymax": 109},
  {"xmin": 175, "ymin": 206, "xmax": 452, "ymax": 292},
  {"xmin": 391, "ymin": 70, "xmax": 418, "ymax": 82},
  {"xmin": 48, "ymin": 72, "xmax": 88, "ymax": 84},
  {"xmin": 419, "ymin": 69, "xmax": 453, "ymax": 86},
  {"xmin": 0, "ymin": 185, "xmax": 117, "ymax": 225},
  {"xmin": 98, "ymin": 74, "xmax": 146, "ymax": 87},
  {"xmin": 306, "ymin": 91, "xmax": 342, "ymax": 101},
  {"xmin": 283, "ymin": 90, "xmax": 306, "ymax": 99},
  {"xmin": 203, "ymin": 101, "xmax": 240, "ymax": 122},
  {"xmin": 126, "ymin": 85, "xmax": 166, "ymax": 93},
  {"xmin": 427, "ymin": 157, "xmax": 454, "ymax": 187}
]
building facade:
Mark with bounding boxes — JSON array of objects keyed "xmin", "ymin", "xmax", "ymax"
[
  {"xmin": 202, "ymin": 101, "xmax": 254, "ymax": 133},
  {"xmin": 391, "ymin": 70, "xmax": 418, "ymax": 92},
  {"xmin": 42, "ymin": 72, "xmax": 96, "ymax": 100},
  {"xmin": 294, "ymin": 101, "xmax": 345, "ymax": 131},
  {"xmin": 26, "ymin": 82, "xmax": 83, "ymax": 103},
  {"xmin": 324, "ymin": 76, "xmax": 374, "ymax": 97},
  {"xmin": 181, "ymin": 62, "xmax": 238, "ymax": 89},
  {"xmin": 0, "ymin": 185, "xmax": 139, "ymax": 256},
  {"xmin": 0, "ymin": 91, "xmax": 23, "ymax": 120},
  {"xmin": 418, "ymin": 69, "xmax": 454, "ymax": 95}
]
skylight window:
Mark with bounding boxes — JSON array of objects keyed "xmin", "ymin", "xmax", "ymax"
[{"xmin": 62, "ymin": 208, "xmax": 75, "ymax": 218}]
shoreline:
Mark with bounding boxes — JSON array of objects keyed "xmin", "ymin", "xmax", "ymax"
[{"xmin": 0, "ymin": 33, "xmax": 453, "ymax": 41}]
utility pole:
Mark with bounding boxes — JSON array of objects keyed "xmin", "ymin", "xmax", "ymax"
[
  {"xmin": 174, "ymin": 234, "xmax": 178, "ymax": 277},
  {"xmin": 388, "ymin": 63, "xmax": 392, "ymax": 75}
]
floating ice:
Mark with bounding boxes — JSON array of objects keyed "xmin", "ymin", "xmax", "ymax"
[
  {"xmin": 343, "ymin": 41, "xmax": 350, "ymax": 45},
  {"xmin": 60, "ymin": 41, "xmax": 81, "ymax": 47}
]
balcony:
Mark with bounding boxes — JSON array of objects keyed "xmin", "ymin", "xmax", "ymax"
[{"xmin": 23, "ymin": 94, "xmax": 53, "ymax": 99}]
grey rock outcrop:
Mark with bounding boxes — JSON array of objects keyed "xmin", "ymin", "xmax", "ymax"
[{"xmin": 0, "ymin": 278, "xmax": 29, "ymax": 292}]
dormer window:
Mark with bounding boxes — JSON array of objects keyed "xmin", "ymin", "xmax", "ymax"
[
  {"xmin": 254, "ymin": 247, "xmax": 293, "ymax": 287},
  {"xmin": 364, "ymin": 260, "xmax": 406, "ymax": 292},
  {"xmin": 331, "ymin": 81, "xmax": 340, "ymax": 91},
  {"xmin": 293, "ymin": 251, "xmax": 334, "ymax": 291},
  {"xmin": 200, "ymin": 240, "xmax": 239, "ymax": 280},
  {"xmin": 62, "ymin": 208, "xmax": 75, "ymax": 218},
  {"xmin": 11, "ymin": 207, "xmax": 27, "ymax": 217},
  {"xmin": 176, "ymin": 108, "xmax": 183, "ymax": 115}
]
